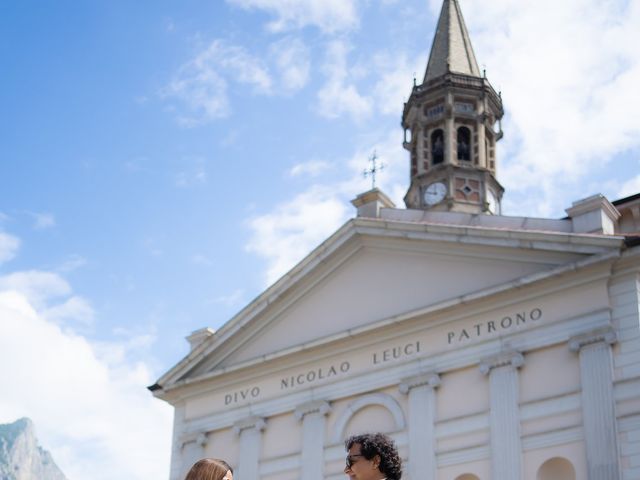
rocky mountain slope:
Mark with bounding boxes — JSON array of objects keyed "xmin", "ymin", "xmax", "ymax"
[{"xmin": 0, "ymin": 418, "xmax": 67, "ymax": 480}]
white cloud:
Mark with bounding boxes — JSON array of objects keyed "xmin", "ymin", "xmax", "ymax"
[
  {"xmin": 449, "ymin": 0, "xmax": 640, "ymax": 216},
  {"xmin": 0, "ymin": 270, "xmax": 71, "ymax": 308},
  {"xmin": 208, "ymin": 289, "xmax": 245, "ymax": 307},
  {"xmin": 288, "ymin": 160, "xmax": 331, "ymax": 177},
  {"xmin": 371, "ymin": 51, "xmax": 421, "ymax": 115},
  {"xmin": 270, "ymin": 37, "xmax": 311, "ymax": 93},
  {"xmin": 57, "ymin": 254, "xmax": 88, "ymax": 273},
  {"xmin": 316, "ymin": 40, "xmax": 372, "ymax": 121},
  {"xmin": 191, "ymin": 253, "xmax": 214, "ymax": 266},
  {"xmin": 0, "ymin": 232, "xmax": 20, "ymax": 265},
  {"xmin": 619, "ymin": 170, "xmax": 640, "ymax": 199},
  {"xmin": 43, "ymin": 296, "xmax": 95, "ymax": 327},
  {"xmin": 226, "ymin": 0, "xmax": 360, "ymax": 33},
  {"xmin": 31, "ymin": 212, "xmax": 56, "ymax": 230},
  {"xmin": 246, "ymin": 186, "xmax": 350, "ymax": 285},
  {"xmin": 175, "ymin": 157, "xmax": 208, "ymax": 188},
  {"xmin": 163, "ymin": 40, "xmax": 272, "ymax": 125},
  {"xmin": 246, "ymin": 130, "xmax": 406, "ymax": 285},
  {"xmin": 142, "ymin": 237, "xmax": 164, "ymax": 257},
  {"xmin": 0, "ymin": 290, "xmax": 172, "ymax": 480}
]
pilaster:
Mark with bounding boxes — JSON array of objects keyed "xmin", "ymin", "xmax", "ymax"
[
  {"xmin": 399, "ymin": 373, "xmax": 440, "ymax": 480},
  {"xmin": 445, "ymin": 92, "xmax": 455, "ymax": 165},
  {"xmin": 480, "ymin": 352, "xmax": 524, "ymax": 480},
  {"xmin": 295, "ymin": 401, "xmax": 331, "ymax": 480},
  {"xmin": 569, "ymin": 328, "xmax": 620, "ymax": 480},
  {"xmin": 233, "ymin": 416, "xmax": 266, "ymax": 480},
  {"xmin": 417, "ymin": 125, "xmax": 425, "ymax": 173},
  {"xmin": 170, "ymin": 404, "xmax": 186, "ymax": 480},
  {"xmin": 477, "ymin": 102, "xmax": 487, "ymax": 168}
]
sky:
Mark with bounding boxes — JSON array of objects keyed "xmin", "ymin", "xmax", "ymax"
[{"xmin": 0, "ymin": 0, "xmax": 639, "ymax": 479}]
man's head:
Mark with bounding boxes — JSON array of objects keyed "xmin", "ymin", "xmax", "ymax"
[{"xmin": 344, "ymin": 433, "xmax": 402, "ymax": 480}]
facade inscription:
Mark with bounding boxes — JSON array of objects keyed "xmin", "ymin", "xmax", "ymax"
[
  {"xmin": 280, "ymin": 361, "xmax": 351, "ymax": 390},
  {"xmin": 447, "ymin": 308, "xmax": 542, "ymax": 344},
  {"xmin": 372, "ymin": 341, "xmax": 421, "ymax": 364},
  {"xmin": 221, "ymin": 306, "xmax": 543, "ymax": 408}
]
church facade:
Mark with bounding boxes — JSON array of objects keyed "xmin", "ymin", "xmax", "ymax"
[{"xmin": 151, "ymin": 1, "xmax": 640, "ymax": 479}]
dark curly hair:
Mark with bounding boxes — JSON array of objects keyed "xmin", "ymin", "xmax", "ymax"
[{"xmin": 345, "ymin": 433, "xmax": 402, "ymax": 480}]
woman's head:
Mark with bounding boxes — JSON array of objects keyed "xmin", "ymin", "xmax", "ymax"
[{"xmin": 185, "ymin": 458, "xmax": 233, "ymax": 480}]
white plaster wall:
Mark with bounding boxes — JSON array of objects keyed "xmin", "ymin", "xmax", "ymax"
[
  {"xmin": 224, "ymin": 247, "xmax": 560, "ymax": 365},
  {"xmin": 325, "ymin": 458, "xmax": 348, "ymax": 480},
  {"xmin": 204, "ymin": 427, "xmax": 238, "ymax": 471},
  {"xmin": 325, "ymin": 388, "xmax": 406, "ymax": 445},
  {"xmin": 521, "ymin": 410, "xmax": 581, "ymax": 438},
  {"xmin": 609, "ymin": 270, "xmax": 640, "ymax": 480},
  {"xmin": 261, "ymin": 472, "xmax": 299, "ymax": 480},
  {"xmin": 519, "ymin": 346, "xmax": 580, "ymax": 404},
  {"xmin": 261, "ymin": 413, "xmax": 300, "ymax": 459},
  {"xmin": 610, "ymin": 272, "xmax": 640, "ymax": 380},
  {"xmin": 185, "ymin": 391, "xmax": 219, "ymax": 421},
  {"xmin": 437, "ymin": 459, "xmax": 489, "ymax": 480},
  {"xmin": 522, "ymin": 442, "xmax": 586, "ymax": 480},
  {"xmin": 437, "ymin": 367, "xmax": 489, "ymax": 421},
  {"xmin": 343, "ymin": 404, "xmax": 398, "ymax": 439},
  {"xmin": 437, "ymin": 428, "xmax": 489, "ymax": 455},
  {"xmin": 325, "ymin": 396, "xmax": 352, "ymax": 444},
  {"xmin": 182, "ymin": 442, "xmax": 203, "ymax": 478}
]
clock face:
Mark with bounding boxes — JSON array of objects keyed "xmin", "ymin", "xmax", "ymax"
[{"xmin": 424, "ymin": 182, "xmax": 447, "ymax": 206}]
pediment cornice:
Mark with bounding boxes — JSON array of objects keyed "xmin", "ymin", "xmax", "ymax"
[{"xmin": 152, "ymin": 232, "xmax": 621, "ymax": 400}]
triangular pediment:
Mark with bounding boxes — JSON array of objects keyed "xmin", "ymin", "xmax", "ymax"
[
  {"xmin": 155, "ymin": 219, "xmax": 623, "ymax": 391},
  {"xmin": 216, "ymin": 246, "xmax": 568, "ymax": 366}
]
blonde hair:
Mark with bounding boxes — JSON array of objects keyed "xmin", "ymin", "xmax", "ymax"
[{"xmin": 184, "ymin": 458, "xmax": 233, "ymax": 480}]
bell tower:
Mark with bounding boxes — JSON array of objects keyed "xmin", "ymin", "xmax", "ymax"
[{"xmin": 403, "ymin": 0, "xmax": 504, "ymax": 214}]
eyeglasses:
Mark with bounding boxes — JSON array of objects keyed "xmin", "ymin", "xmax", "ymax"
[{"xmin": 345, "ymin": 454, "xmax": 365, "ymax": 468}]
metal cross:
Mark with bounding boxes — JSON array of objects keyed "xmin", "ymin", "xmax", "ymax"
[{"xmin": 363, "ymin": 150, "xmax": 385, "ymax": 189}]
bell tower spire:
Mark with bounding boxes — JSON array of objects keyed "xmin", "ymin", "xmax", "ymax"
[
  {"xmin": 424, "ymin": 0, "xmax": 481, "ymax": 82},
  {"xmin": 403, "ymin": 0, "xmax": 505, "ymax": 214}
]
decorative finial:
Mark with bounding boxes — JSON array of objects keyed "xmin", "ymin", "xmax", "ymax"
[
  {"xmin": 413, "ymin": 74, "xmax": 417, "ymax": 87},
  {"xmin": 363, "ymin": 150, "xmax": 385, "ymax": 190}
]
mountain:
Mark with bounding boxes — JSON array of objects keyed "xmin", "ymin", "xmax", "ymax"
[{"xmin": 0, "ymin": 418, "xmax": 67, "ymax": 480}]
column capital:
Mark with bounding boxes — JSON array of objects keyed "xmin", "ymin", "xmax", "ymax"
[
  {"xmin": 399, "ymin": 372, "xmax": 441, "ymax": 394},
  {"xmin": 569, "ymin": 327, "xmax": 617, "ymax": 352},
  {"xmin": 196, "ymin": 432, "xmax": 208, "ymax": 447},
  {"xmin": 178, "ymin": 431, "xmax": 209, "ymax": 449},
  {"xmin": 480, "ymin": 351, "xmax": 524, "ymax": 375},
  {"xmin": 294, "ymin": 400, "xmax": 332, "ymax": 421},
  {"xmin": 233, "ymin": 416, "xmax": 266, "ymax": 435}
]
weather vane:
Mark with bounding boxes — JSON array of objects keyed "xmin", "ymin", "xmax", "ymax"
[{"xmin": 363, "ymin": 150, "xmax": 385, "ymax": 189}]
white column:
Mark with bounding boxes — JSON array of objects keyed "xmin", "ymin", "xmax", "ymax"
[
  {"xmin": 233, "ymin": 417, "xmax": 266, "ymax": 480},
  {"xmin": 170, "ymin": 404, "xmax": 186, "ymax": 480},
  {"xmin": 399, "ymin": 373, "xmax": 440, "ymax": 480},
  {"xmin": 480, "ymin": 352, "xmax": 524, "ymax": 480},
  {"xmin": 178, "ymin": 432, "xmax": 209, "ymax": 478},
  {"xmin": 295, "ymin": 401, "xmax": 331, "ymax": 480},
  {"xmin": 569, "ymin": 328, "xmax": 620, "ymax": 480}
]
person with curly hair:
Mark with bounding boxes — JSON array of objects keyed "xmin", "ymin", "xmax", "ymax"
[
  {"xmin": 184, "ymin": 458, "xmax": 233, "ymax": 480},
  {"xmin": 344, "ymin": 432, "xmax": 402, "ymax": 480}
]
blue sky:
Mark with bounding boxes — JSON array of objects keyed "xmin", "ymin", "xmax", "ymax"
[{"xmin": 0, "ymin": 0, "xmax": 639, "ymax": 479}]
